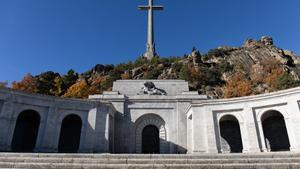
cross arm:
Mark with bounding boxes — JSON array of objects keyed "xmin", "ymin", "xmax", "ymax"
[
  {"xmin": 138, "ymin": 6, "xmax": 150, "ymax": 10},
  {"xmin": 152, "ymin": 6, "xmax": 164, "ymax": 10},
  {"xmin": 138, "ymin": 6, "xmax": 164, "ymax": 10}
]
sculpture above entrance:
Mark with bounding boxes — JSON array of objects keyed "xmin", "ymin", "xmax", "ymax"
[{"xmin": 139, "ymin": 81, "xmax": 167, "ymax": 95}]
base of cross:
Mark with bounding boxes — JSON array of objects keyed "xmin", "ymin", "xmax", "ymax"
[
  {"xmin": 143, "ymin": 51, "xmax": 159, "ymax": 60},
  {"xmin": 143, "ymin": 43, "xmax": 159, "ymax": 60}
]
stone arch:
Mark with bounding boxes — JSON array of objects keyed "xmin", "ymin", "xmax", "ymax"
[
  {"xmin": 135, "ymin": 114, "xmax": 168, "ymax": 154},
  {"xmin": 58, "ymin": 114, "xmax": 82, "ymax": 153},
  {"xmin": 218, "ymin": 113, "xmax": 244, "ymax": 124},
  {"xmin": 261, "ymin": 110, "xmax": 290, "ymax": 152},
  {"xmin": 11, "ymin": 110, "xmax": 41, "ymax": 152},
  {"xmin": 257, "ymin": 108, "xmax": 290, "ymax": 122},
  {"xmin": 219, "ymin": 115, "xmax": 243, "ymax": 153},
  {"xmin": 142, "ymin": 125, "xmax": 160, "ymax": 153}
]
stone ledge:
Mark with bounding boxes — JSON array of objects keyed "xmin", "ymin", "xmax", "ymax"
[{"xmin": 191, "ymin": 87, "xmax": 300, "ymax": 106}]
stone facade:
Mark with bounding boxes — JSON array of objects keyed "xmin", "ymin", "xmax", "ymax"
[
  {"xmin": 187, "ymin": 87, "xmax": 300, "ymax": 154},
  {"xmin": 0, "ymin": 88, "xmax": 115, "ymax": 153},
  {"xmin": 0, "ymin": 80, "xmax": 300, "ymax": 154},
  {"xmin": 90, "ymin": 80, "xmax": 207, "ymax": 154}
]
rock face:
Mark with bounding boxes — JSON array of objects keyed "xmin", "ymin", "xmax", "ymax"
[
  {"xmin": 261, "ymin": 36, "xmax": 274, "ymax": 46},
  {"xmin": 213, "ymin": 36, "xmax": 299, "ymax": 75},
  {"xmin": 132, "ymin": 66, "xmax": 144, "ymax": 79}
]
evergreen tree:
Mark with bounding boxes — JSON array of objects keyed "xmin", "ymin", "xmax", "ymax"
[
  {"xmin": 62, "ymin": 69, "xmax": 78, "ymax": 91},
  {"xmin": 37, "ymin": 71, "xmax": 60, "ymax": 95},
  {"xmin": 179, "ymin": 65, "xmax": 192, "ymax": 81}
]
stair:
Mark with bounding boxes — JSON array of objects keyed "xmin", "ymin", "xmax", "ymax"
[{"xmin": 0, "ymin": 152, "xmax": 300, "ymax": 169}]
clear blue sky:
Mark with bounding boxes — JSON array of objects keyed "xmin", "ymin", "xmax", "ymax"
[{"xmin": 0, "ymin": 0, "xmax": 299, "ymax": 84}]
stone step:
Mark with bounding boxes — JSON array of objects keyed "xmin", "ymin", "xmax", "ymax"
[
  {"xmin": 0, "ymin": 152, "xmax": 299, "ymax": 159},
  {"xmin": 1, "ymin": 153, "xmax": 300, "ymax": 169},
  {"xmin": 0, "ymin": 162, "xmax": 300, "ymax": 169},
  {"xmin": 1, "ymin": 157, "xmax": 300, "ymax": 164}
]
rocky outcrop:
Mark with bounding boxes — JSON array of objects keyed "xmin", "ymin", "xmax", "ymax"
[{"xmin": 204, "ymin": 36, "xmax": 300, "ymax": 79}]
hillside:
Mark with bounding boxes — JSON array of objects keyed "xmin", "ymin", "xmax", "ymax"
[{"xmin": 8, "ymin": 36, "xmax": 300, "ymax": 99}]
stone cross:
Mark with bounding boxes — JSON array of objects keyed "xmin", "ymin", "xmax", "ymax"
[{"xmin": 139, "ymin": 0, "xmax": 163, "ymax": 60}]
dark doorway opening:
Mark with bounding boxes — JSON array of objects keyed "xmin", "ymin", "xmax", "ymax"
[
  {"xmin": 219, "ymin": 115, "xmax": 243, "ymax": 153},
  {"xmin": 58, "ymin": 114, "xmax": 82, "ymax": 153},
  {"xmin": 11, "ymin": 110, "xmax": 40, "ymax": 152},
  {"xmin": 262, "ymin": 111, "xmax": 290, "ymax": 152},
  {"xmin": 142, "ymin": 125, "xmax": 159, "ymax": 154}
]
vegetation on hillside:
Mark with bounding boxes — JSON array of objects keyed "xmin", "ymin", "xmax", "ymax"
[{"xmin": 8, "ymin": 36, "xmax": 300, "ymax": 99}]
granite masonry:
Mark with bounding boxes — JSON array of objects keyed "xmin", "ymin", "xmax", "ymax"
[{"xmin": 0, "ymin": 79, "xmax": 300, "ymax": 154}]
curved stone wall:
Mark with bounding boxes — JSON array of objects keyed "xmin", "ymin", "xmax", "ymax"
[
  {"xmin": 2, "ymin": 84, "xmax": 300, "ymax": 154},
  {"xmin": 187, "ymin": 87, "xmax": 300, "ymax": 154},
  {"xmin": 0, "ymin": 88, "xmax": 115, "ymax": 153}
]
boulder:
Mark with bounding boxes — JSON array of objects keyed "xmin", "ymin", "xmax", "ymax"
[
  {"xmin": 132, "ymin": 66, "xmax": 143, "ymax": 77},
  {"xmin": 261, "ymin": 36, "xmax": 274, "ymax": 46}
]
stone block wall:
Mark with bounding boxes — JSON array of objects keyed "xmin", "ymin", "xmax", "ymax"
[
  {"xmin": 187, "ymin": 87, "xmax": 300, "ymax": 154},
  {"xmin": 0, "ymin": 88, "xmax": 115, "ymax": 153},
  {"xmin": 1, "ymin": 81, "xmax": 300, "ymax": 155}
]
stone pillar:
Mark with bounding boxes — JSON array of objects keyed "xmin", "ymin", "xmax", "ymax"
[
  {"xmin": 80, "ymin": 107, "xmax": 97, "ymax": 153},
  {"xmin": 34, "ymin": 109, "xmax": 48, "ymax": 152},
  {"xmin": 39, "ymin": 106, "xmax": 59, "ymax": 152},
  {"xmin": 239, "ymin": 122, "xmax": 250, "ymax": 153},
  {"xmin": 257, "ymin": 120, "xmax": 267, "ymax": 152},
  {"xmin": 176, "ymin": 93, "xmax": 208, "ymax": 154},
  {"xmin": 109, "ymin": 97, "xmax": 126, "ymax": 153},
  {"xmin": 207, "ymin": 109, "xmax": 220, "ymax": 154},
  {"xmin": 93, "ymin": 105, "xmax": 111, "ymax": 153},
  {"xmin": 285, "ymin": 100, "xmax": 299, "ymax": 151},
  {"xmin": 186, "ymin": 113, "xmax": 193, "ymax": 154},
  {"xmin": 176, "ymin": 101, "xmax": 190, "ymax": 153},
  {"xmin": 0, "ymin": 101, "xmax": 3, "ymax": 115},
  {"xmin": 192, "ymin": 107, "xmax": 209, "ymax": 153},
  {"xmin": 89, "ymin": 93, "xmax": 125, "ymax": 153},
  {"xmin": 242, "ymin": 107, "xmax": 261, "ymax": 153},
  {"xmin": 284, "ymin": 116, "xmax": 297, "ymax": 152},
  {"xmin": 0, "ymin": 99, "xmax": 14, "ymax": 151},
  {"xmin": 144, "ymin": 0, "xmax": 155, "ymax": 59},
  {"xmin": 108, "ymin": 113, "xmax": 115, "ymax": 153}
]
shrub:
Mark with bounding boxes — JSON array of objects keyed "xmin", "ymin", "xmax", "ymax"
[{"xmin": 275, "ymin": 73, "xmax": 299, "ymax": 90}]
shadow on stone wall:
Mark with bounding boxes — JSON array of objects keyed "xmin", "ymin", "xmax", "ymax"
[{"xmin": 113, "ymin": 109, "xmax": 187, "ymax": 154}]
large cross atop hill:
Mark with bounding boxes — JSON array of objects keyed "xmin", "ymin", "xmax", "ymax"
[{"xmin": 139, "ymin": 0, "xmax": 164, "ymax": 60}]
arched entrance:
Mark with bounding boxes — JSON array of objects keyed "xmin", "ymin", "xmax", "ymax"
[
  {"xmin": 135, "ymin": 114, "xmax": 168, "ymax": 154},
  {"xmin": 262, "ymin": 110, "xmax": 290, "ymax": 152},
  {"xmin": 142, "ymin": 125, "xmax": 160, "ymax": 154},
  {"xmin": 58, "ymin": 114, "xmax": 82, "ymax": 153},
  {"xmin": 219, "ymin": 115, "xmax": 243, "ymax": 153},
  {"xmin": 11, "ymin": 110, "xmax": 40, "ymax": 152}
]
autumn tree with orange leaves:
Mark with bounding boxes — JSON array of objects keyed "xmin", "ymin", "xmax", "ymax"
[
  {"xmin": 12, "ymin": 74, "xmax": 39, "ymax": 93},
  {"xmin": 250, "ymin": 59, "xmax": 298, "ymax": 92},
  {"xmin": 63, "ymin": 80, "xmax": 90, "ymax": 98},
  {"xmin": 224, "ymin": 71, "xmax": 252, "ymax": 98}
]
